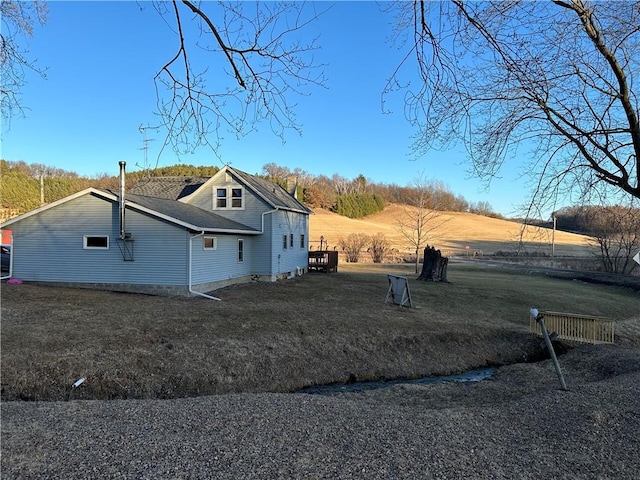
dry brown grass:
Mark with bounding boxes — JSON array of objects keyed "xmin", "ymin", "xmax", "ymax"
[
  {"xmin": 309, "ymin": 205, "xmax": 592, "ymax": 257},
  {"xmin": 2, "ymin": 261, "xmax": 637, "ymax": 402}
]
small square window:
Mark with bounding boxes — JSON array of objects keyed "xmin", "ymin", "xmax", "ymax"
[
  {"xmin": 203, "ymin": 236, "xmax": 217, "ymax": 250},
  {"xmin": 84, "ymin": 235, "xmax": 109, "ymax": 249}
]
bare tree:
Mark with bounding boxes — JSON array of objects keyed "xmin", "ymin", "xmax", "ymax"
[
  {"xmin": 338, "ymin": 233, "xmax": 370, "ymax": 263},
  {"xmin": 262, "ymin": 163, "xmax": 292, "ymax": 181},
  {"xmin": 331, "ymin": 174, "xmax": 352, "ymax": 196},
  {"xmin": 584, "ymin": 204, "xmax": 640, "ymax": 274},
  {"xmin": 1, "ymin": 0, "xmax": 48, "ymax": 122},
  {"xmin": 386, "ymin": 1, "xmax": 640, "ymax": 213},
  {"xmin": 397, "ymin": 173, "xmax": 448, "ymax": 273},
  {"xmin": 368, "ymin": 233, "xmax": 391, "ymax": 263},
  {"xmin": 151, "ymin": 0, "xmax": 327, "ymax": 160}
]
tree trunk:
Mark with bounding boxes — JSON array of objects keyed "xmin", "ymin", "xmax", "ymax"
[{"xmin": 417, "ymin": 245, "xmax": 448, "ymax": 282}]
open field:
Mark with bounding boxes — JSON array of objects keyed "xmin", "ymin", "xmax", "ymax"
[
  {"xmin": 309, "ymin": 205, "xmax": 594, "ymax": 257},
  {"xmin": 2, "ymin": 262, "xmax": 640, "ymax": 478}
]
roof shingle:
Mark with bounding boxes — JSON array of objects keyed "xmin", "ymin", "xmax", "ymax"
[
  {"xmin": 125, "ymin": 193, "xmax": 258, "ymax": 233},
  {"xmin": 129, "ymin": 177, "xmax": 209, "ymax": 200}
]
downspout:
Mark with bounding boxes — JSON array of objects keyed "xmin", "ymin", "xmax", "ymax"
[
  {"xmin": 261, "ymin": 208, "xmax": 279, "ymax": 233},
  {"xmin": 188, "ymin": 231, "xmax": 221, "ymax": 301}
]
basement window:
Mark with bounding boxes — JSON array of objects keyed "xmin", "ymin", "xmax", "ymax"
[
  {"xmin": 203, "ymin": 236, "xmax": 217, "ymax": 250},
  {"xmin": 84, "ymin": 235, "xmax": 109, "ymax": 249}
]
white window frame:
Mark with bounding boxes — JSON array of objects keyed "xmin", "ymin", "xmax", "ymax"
[
  {"xmin": 215, "ymin": 188, "xmax": 228, "ymax": 208},
  {"xmin": 203, "ymin": 235, "xmax": 217, "ymax": 250},
  {"xmin": 238, "ymin": 239, "xmax": 244, "ymax": 263},
  {"xmin": 214, "ymin": 186, "xmax": 244, "ymax": 210},
  {"xmin": 83, "ymin": 235, "xmax": 109, "ymax": 250}
]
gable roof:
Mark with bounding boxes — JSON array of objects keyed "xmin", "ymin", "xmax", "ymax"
[
  {"xmin": 0, "ymin": 188, "xmax": 259, "ymax": 235},
  {"xmin": 129, "ymin": 176, "xmax": 209, "ymax": 200},
  {"xmin": 129, "ymin": 166, "xmax": 313, "ymax": 214},
  {"xmin": 223, "ymin": 166, "xmax": 313, "ymax": 214}
]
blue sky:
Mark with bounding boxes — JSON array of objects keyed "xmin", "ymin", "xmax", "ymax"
[{"xmin": 2, "ymin": 1, "xmax": 536, "ymax": 217}]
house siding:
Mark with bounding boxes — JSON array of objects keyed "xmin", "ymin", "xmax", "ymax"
[
  {"xmin": 268, "ymin": 209, "xmax": 309, "ymax": 276},
  {"xmin": 185, "ymin": 170, "xmax": 310, "ymax": 278},
  {"xmin": 189, "ymin": 233, "xmax": 253, "ymax": 287},
  {"xmin": 3, "ymin": 165, "xmax": 312, "ymax": 296},
  {"xmin": 9, "ymin": 193, "xmax": 189, "ymax": 287},
  {"xmin": 187, "ymin": 174, "xmax": 271, "ymax": 231}
]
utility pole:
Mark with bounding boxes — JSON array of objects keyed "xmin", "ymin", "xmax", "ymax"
[{"xmin": 551, "ymin": 215, "xmax": 556, "ymax": 260}]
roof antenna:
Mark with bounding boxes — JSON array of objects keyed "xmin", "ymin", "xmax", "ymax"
[{"xmin": 138, "ymin": 124, "xmax": 155, "ymax": 175}]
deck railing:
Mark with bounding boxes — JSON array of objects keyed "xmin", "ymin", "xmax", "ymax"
[
  {"xmin": 529, "ymin": 311, "xmax": 615, "ymax": 344},
  {"xmin": 308, "ymin": 251, "xmax": 338, "ymax": 273}
]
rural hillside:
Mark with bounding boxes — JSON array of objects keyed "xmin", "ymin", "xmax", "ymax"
[{"xmin": 309, "ymin": 204, "xmax": 592, "ymax": 258}]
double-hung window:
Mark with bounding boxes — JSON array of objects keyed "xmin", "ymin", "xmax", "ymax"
[{"xmin": 215, "ymin": 187, "xmax": 243, "ymax": 209}]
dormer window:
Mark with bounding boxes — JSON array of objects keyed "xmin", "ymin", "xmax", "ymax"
[
  {"xmin": 215, "ymin": 187, "xmax": 244, "ymax": 209},
  {"xmin": 231, "ymin": 188, "xmax": 243, "ymax": 207}
]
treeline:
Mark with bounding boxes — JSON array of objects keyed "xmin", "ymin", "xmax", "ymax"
[
  {"xmin": 262, "ymin": 163, "xmax": 501, "ymax": 219},
  {"xmin": 553, "ymin": 205, "xmax": 640, "ymax": 236},
  {"xmin": 0, "ymin": 160, "xmax": 220, "ymax": 217},
  {"xmin": 2, "ymin": 159, "xmax": 500, "ymax": 221}
]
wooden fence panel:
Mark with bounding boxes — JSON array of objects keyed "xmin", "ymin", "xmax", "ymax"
[{"xmin": 529, "ymin": 311, "xmax": 615, "ymax": 344}]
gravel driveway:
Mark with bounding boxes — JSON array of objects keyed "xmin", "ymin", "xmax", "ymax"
[{"xmin": 2, "ymin": 344, "xmax": 639, "ymax": 479}]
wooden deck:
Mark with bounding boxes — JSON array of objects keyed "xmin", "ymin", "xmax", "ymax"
[
  {"xmin": 530, "ymin": 311, "xmax": 615, "ymax": 344},
  {"xmin": 308, "ymin": 251, "xmax": 338, "ymax": 273}
]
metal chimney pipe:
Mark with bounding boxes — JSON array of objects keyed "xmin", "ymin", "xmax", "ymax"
[{"xmin": 119, "ymin": 161, "xmax": 126, "ymax": 239}]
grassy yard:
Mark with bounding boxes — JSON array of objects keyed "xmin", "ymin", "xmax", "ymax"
[{"xmin": 2, "ymin": 261, "xmax": 638, "ymax": 401}]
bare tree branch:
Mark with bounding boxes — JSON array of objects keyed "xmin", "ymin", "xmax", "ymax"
[
  {"xmin": 388, "ymin": 0, "xmax": 640, "ymax": 212},
  {"xmin": 151, "ymin": 0, "xmax": 327, "ymax": 163},
  {"xmin": 0, "ymin": 0, "xmax": 48, "ymax": 124}
]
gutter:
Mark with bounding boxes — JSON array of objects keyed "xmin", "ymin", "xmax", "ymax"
[{"xmin": 188, "ymin": 231, "xmax": 221, "ymax": 301}]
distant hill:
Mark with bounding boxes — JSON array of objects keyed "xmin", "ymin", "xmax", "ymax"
[{"xmin": 309, "ymin": 204, "xmax": 593, "ymax": 258}]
